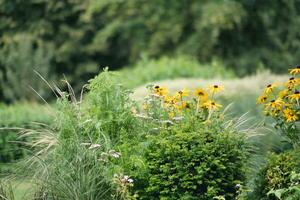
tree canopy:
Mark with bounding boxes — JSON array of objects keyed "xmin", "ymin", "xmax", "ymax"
[{"xmin": 1, "ymin": 0, "xmax": 300, "ymax": 102}]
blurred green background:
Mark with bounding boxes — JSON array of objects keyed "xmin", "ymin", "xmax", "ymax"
[{"xmin": 0, "ymin": 0, "xmax": 299, "ymax": 103}]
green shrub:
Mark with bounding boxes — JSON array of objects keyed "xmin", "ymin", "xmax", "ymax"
[
  {"xmin": 120, "ymin": 56, "xmax": 235, "ymax": 88},
  {"xmin": 253, "ymin": 149, "xmax": 300, "ymax": 199},
  {"xmin": 133, "ymin": 117, "xmax": 247, "ymax": 200},
  {"xmin": 0, "ymin": 103, "xmax": 53, "ymax": 163}
]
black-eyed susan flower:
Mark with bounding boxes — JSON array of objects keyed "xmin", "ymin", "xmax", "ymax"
[
  {"xmin": 256, "ymin": 95, "xmax": 268, "ymax": 104},
  {"xmin": 202, "ymin": 100, "xmax": 222, "ymax": 110},
  {"xmin": 283, "ymin": 109, "xmax": 298, "ymax": 122},
  {"xmin": 289, "ymin": 65, "xmax": 300, "ymax": 75},
  {"xmin": 154, "ymin": 85, "xmax": 168, "ymax": 96},
  {"xmin": 208, "ymin": 84, "xmax": 224, "ymax": 94},
  {"xmin": 278, "ymin": 89, "xmax": 290, "ymax": 99},
  {"xmin": 193, "ymin": 88, "xmax": 208, "ymax": 101},
  {"xmin": 175, "ymin": 89, "xmax": 190, "ymax": 99},
  {"xmin": 288, "ymin": 90, "xmax": 300, "ymax": 102},
  {"xmin": 285, "ymin": 77, "xmax": 300, "ymax": 89},
  {"xmin": 265, "ymin": 98, "xmax": 284, "ymax": 110},
  {"xmin": 264, "ymin": 83, "xmax": 278, "ymax": 95}
]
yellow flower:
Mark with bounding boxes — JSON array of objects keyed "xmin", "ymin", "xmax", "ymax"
[
  {"xmin": 285, "ymin": 77, "xmax": 300, "ymax": 89},
  {"xmin": 175, "ymin": 89, "xmax": 190, "ymax": 99},
  {"xmin": 175, "ymin": 101, "xmax": 192, "ymax": 110},
  {"xmin": 154, "ymin": 85, "xmax": 168, "ymax": 96},
  {"xmin": 202, "ymin": 100, "xmax": 222, "ymax": 110},
  {"xmin": 278, "ymin": 89, "xmax": 290, "ymax": 99},
  {"xmin": 208, "ymin": 84, "xmax": 224, "ymax": 94},
  {"xmin": 194, "ymin": 88, "xmax": 208, "ymax": 101},
  {"xmin": 283, "ymin": 109, "xmax": 298, "ymax": 122},
  {"xmin": 288, "ymin": 91, "xmax": 300, "ymax": 102},
  {"xmin": 265, "ymin": 98, "xmax": 284, "ymax": 110},
  {"xmin": 168, "ymin": 111, "xmax": 175, "ymax": 119},
  {"xmin": 264, "ymin": 83, "xmax": 278, "ymax": 95},
  {"xmin": 163, "ymin": 95, "xmax": 177, "ymax": 108},
  {"xmin": 256, "ymin": 95, "xmax": 268, "ymax": 104},
  {"xmin": 289, "ymin": 65, "xmax": 300, "ymax": 75}
]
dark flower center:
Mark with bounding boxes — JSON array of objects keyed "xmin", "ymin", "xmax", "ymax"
[
  {"xmin": 267, "ymin": 84, "xmax": 272, "ymax": 88},
  {"xmin": 214, "ymin": 85, "xmax": 218, "ymax": 88},
  {"xmin": 154, "ymin": 85, "xmax": 160, "ymax": 89}
]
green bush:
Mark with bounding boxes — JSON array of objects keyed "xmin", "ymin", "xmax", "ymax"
[
  {"xmin": 253, "ymin": 149, "xmax": 300, "ymax": 199},
  {"xmin": 120, "ymin": 56, "xmax": 235, "ymax": 88},
  {"xmin": 134, "ymin": 118, "xmax": 247, "ymax": 199},
  {"xmin": 0, "ymin": 103, "xmax": 53, "ymax": 163}
]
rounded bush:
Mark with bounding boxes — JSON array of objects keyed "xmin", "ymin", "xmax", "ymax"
[
  {"xmin": 254, "ymin": 149, "xmax": 300, "ymax": 200},
  {"xmin": 134, "ymin": 120, "xmax": 247, "ymax": 200}
]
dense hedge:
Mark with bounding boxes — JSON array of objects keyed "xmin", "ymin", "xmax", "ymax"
[{"xmin": 1, "ymin": 0, "xmax": 300, "ymax": 102}]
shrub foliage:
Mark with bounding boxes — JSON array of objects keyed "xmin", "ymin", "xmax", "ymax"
[{"xmin": 135, "ymin": 122, "xmax": 246, "ymax": 200}]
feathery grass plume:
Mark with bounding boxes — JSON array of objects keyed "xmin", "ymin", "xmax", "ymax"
[{"xmin": 17, "ymin": 69, "xmax": 144, "ymax": 199}]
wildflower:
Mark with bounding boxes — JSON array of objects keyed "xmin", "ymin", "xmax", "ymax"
[
  {"xmin": 289, "ymin": 65, "xmax": 300, "ymax": 75},
  {"xmin": 202, "ymin": 100, "xmax": 222, "ymax": 110},
  {"xmin": 288, "ymin": 90, "xmax": 300, "ymax": 102},
  {"xmin": 154, "ymin": 85, "xmax": 168, "ymax": 96},
  {"xmin": 208, "ymin": 84, "xmax": 224, "ymax": 94},
  {"xmin": 265, "ymin": 99, "xmax": 284, "ymax": 110},
  {"xmin": 283, "ymin": 109, "xmax": 298, "ymax": 122},
  {"xmin": 122, "ymin": 175, "xmax": 134, "ymax": 184},
  {"xmin": 164, "ymin": 95, "xmax": 178, "ymax": 109},
  {"xmin": 113, "ymin": 174, "xmax": 134, "ymax": 185},
  {"xmin": 285, "ymin": 77, "xmax": 300, "ymax": 89},
  {"xmin": 175, "ymin": 89, "xmax": 190, "ymax": 98},
  {"xmin": 194, "ymin": 88, "xmax": 208, "ymax": 101},
  {"xmin": 264, "ymin": 83, "xmax": 278, "ymax": 95},
  {"xmin": 175, "ymin": 101, "xmax": 192, "ymax": 110},
  {"xmin": 278, "ymin": 89, "xmax": 290, "ymax": 99},
  {"xmin": 256, "ymin": 95, "xmax": 268, "ymax": 104}
]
